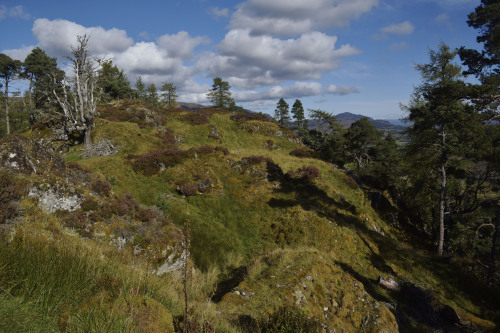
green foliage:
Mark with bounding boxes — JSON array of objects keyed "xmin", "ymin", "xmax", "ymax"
[
  {"xmin": 291, "ymin": 99, "xmax": 308, "ymax": 130},
  {"xmin": 134, "ymin": 76, "xmax": 146, "ymax": 101},
  {"xmin": 258, "ymin": 306, "xmax": 323, "ymax": 333},
  {"xmin": 97, "ymin": 60, "xmax": 133, "ymax": 101},
  {"xmin": 207, "ymin": 77, "xmax": 234, "ymax": 110},
  {"xmin": 145, "ymin": 83, "xmax": 159, "ymax": 106},
  {"xmin": 302, "ymin": 109, "xmax": 345, "ymax": 167},
  {"xmin": 403, "ymin": 43, "xmax": 482, "ymax": 255},
  {"xmin": 0, "ymin": 170, "xmax": 26, "ymax": 224},
  {"xmin": 274, "ymin": 98, "xmax": 290, "ymax": 125},
  {"xmin": 160, "ymin": 82, "xmax": 178, "ymax": 108}
]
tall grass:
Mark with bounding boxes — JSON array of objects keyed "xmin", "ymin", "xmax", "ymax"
[{"xmin": 0, "ymin": 228, "xmax": 179, "ymax": 332}]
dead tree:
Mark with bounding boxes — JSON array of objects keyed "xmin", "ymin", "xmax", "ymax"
[{"xmin": 49, "ymin": 35, "xmax": 101, "ymax": 148}]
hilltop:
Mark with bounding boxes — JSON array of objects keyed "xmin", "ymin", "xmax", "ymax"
[{"xmin": 0, "ymin": 100, "xmax": 498, "ymax": 332}]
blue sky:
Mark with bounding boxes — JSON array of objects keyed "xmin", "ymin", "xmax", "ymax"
[{"xmin": 0, "ymin": 0, "xmax": 482, "ymax": 120}]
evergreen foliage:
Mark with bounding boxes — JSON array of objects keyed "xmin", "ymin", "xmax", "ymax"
[
  {"xmin": 0, "ymin": 53, "xmax": 22, "ymax": 134},
  {"xmin": 146, "ymin": 83, "xmax": 159, "ymax": 106},
  {"xmin": 274, "ymin": 98, "xmax": 290, "ymax": 125},
  {"xmin": 97, "ymin": 60, "xmax": 132, "ymax": 101},
  {"xmin": 207, "ymin": 77, "xmax": 234, "ymax": 110},
  {"xmin": 134, "ymin": 76, "xmax": 146, "ymax": 101},
  {"xmin": 403, "ymin": 43, "xmax": 480, "ymax": 256},
  {"xmin": 160, "ymin": 82, "xmax": 178, "ymax": 108},
  {"xmin": 291, "ymin": 99, "xmax": 307, "ymax": 130}
]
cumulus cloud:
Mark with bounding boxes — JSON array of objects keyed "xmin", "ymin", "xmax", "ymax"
[
  {"xmin": 157, "ymin": 31, "xmax": 209, "ymax": 59},
  {"xmin": 0, "ymin": 5, "xmax": 30, "ymax": 20},
  {"xmin": 380, "ymin": 21, "xmax": 414, "ymax": 35},
  {"xmin": 233, "ymin": 81, "xmax": 323, "ymax": 102},
  {"xmin": 230, "ymin": 0, "xmax": 378, "ymax": 36},
  {"xmin": 32, "ymin": 19, "xmax": 134, "ymax": 57},
  {"xmin": 211, "ymin": 7, "xmax": 229, "ymax": 18},
  {"xmin": 325, "ymin": 84, "xmax": 360, "ymax": 95},
  {"xmin": 201, "ymin": 30, "xmax": 359, "ymax": 89},
  {"xmin": 3, "ymin": 45, "xmax": 35, "ymax": 60}
]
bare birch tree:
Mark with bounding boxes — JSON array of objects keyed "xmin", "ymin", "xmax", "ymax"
[{"xmin": 49, "ymin": 35, "xmax": 101, "ymax": 148}]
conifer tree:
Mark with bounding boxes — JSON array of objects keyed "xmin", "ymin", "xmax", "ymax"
[
  {"xmin": 291, "ymin": 99, "xmax": 307, "ymax": 130},
  {"xmin": 135, "ymin": 76, "xmax": 146, "ymax": 101},
  {"xmin": 207, "ymin": 77, "xmax": 234, "ymax": 110},
  {"xmin": 274, "ymin": 98, "xmax": 290, "ymax": 125},
  {"xmin": 0, "ymin": 53, "xmax": 22, "ymax": 135},
  {"xmin": 404, "ymin": 43, "xmax": 477, "ymax": 256},
  {"xmin": 146, "ymin": 83, "xmax": 159, "ymax": 106},
  {"xmin": 160, "ymin": 82, "xmax": 178, "ymax": 108}
]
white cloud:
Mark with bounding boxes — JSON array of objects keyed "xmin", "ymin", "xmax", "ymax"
[
  {"xmin": 380, "ymin": 21, "xmax": 414, "ymax": 35},
  {"xmin": 325, "ymin": 84, "xmax": 360, "ymax": 95},
  {"xmin": 157, "ymin": 31, "xmax": 209, "ymax": 59},
  {"xmin": 211, "ymin": 7, "xmax": 229, "ymax": 18},
  {"xmin": 0, "ymin": 5, "xmax": 30, "ymax": 20},
  {"xmin": 32, "ymin": 19, "xmax": 134, "ymax": 57},
  {"xmin": 3, "ymin": 45, "xmax": 35, "ymax": 60},
  {"xmin": 201, "ymin": 30, "xmax": 359, "ymax": 89},
  {"xmin": 233, "ymin": 81, "xmax": 323, "ymax": 102},
  {"xmin": 230, "ymin": 0, "xmax": 379, "ymax": 36}
]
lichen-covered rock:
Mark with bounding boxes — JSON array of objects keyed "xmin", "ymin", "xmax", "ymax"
[
  {"xmin": 0, "ymin": 135, "xmax": 65, "ymax": 174},
  {"xmin": 28, "ymin": 186, "xmax": 82, "ymax": 213}
]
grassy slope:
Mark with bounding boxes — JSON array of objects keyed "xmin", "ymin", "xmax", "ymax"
[{"xmin": 1, "ymin": 101, "xmax": 498, "ymax": 332}]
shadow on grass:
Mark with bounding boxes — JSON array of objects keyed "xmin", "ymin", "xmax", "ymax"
[{"xmin": 267, "ymin": 171, "xmax": 500, "ymax": 329}]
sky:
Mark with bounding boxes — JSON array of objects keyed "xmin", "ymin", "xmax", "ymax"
[{"xmin": 0, "ymin": 0, "xmax": 483, "ymax": 120}]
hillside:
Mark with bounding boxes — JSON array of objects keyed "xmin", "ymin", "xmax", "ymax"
[{"xmin": 0, "ymin": 100, "xmax": 498, "ymax": 332}]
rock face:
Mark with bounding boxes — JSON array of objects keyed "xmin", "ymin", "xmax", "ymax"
[
  {"xmin": 28, "ymin": 186, "xmax": 82, "ymax": 213},
  {"xmin": 82, "ymin": 139, "xmax": 119, "ymax": 158},
  {"xmin": 0, "ymin": 136, "xmax": 65, "ymax": 174}
]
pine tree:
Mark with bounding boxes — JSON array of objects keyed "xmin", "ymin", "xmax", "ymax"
[
  {"xmin": 160, "ymin": 82, "xmax": 178, "ymax": 108},
  {"xmin": 146, "ymin": 83, "xmax": 159, "ymax": 106},
  {"xmin": 135, "ymin": 76, "xmax": 146, "ymax": 101},
  {"xmin": 0, "ymin": 54, "xmax": 22, "ymax": 135},
  {"xmin": 207, "ymin": 77, "xmax": 234, "ymax": 110},
  {"xmin": 291, "ymin": 99, "xmax": 307, "ymax": 130},
  {"xmin": 274, "ymin": 98, "xmax": 290, "ymax": 125},
  {"xmin": 404, "ymin": 43, "xmax": 477, "ymax": 256}
]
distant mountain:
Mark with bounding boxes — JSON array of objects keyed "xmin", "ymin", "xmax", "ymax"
[{"xmin": 177, "ymin": 104, "xmax": 407, "ymax": 139}]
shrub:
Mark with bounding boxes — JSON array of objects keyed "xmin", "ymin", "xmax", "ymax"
[
  {"xmin": 67, "ymin": 162, "xmax": 91, "ymax": 173},
  {"xmin": 91, "ymin": 178, "xmax": 112, "ymax": 196},
  {"xmin": 290, "ymin": 148, "xmax": 318, "ymax": 158},
  {"xmin": 189, "ymin": 145, "xmax": 214, "ymax": 155},
  {"xmin": 242, "ymin": 155, "xmax": 272, "ymax": 165},
  {"xmin": 180, "ymin": 112, "xmax": 209, "ymax": 125},
  {"xmin": 130, "ymin": 148, "xmax": 187, "ymax": 175},
  {"xmin": 197, "ymin": 179, "xmax": 212, "ymax": 193},
  {"xmin": 257, "ymin": 306, "xmax": 322, "ymax": 333},
  {"xmin": 81, "ymin": 197, "xmax": 99, "ymax": 212},
  {"xmin": 297, "ymin": 166, "xmax": 321, "ymax": 181},
  {"xmin": 179, "ymin": 183, "xmax": 198, "ymax": 196},
  {"xmin": 215, "ymin": 146, "xmax": 230, "ymax": 156},
  {"xmin": 266, "ymin": 161, "xmax": 284, "ymax": 181},
  {"xmin": 110, "ymin": 193, "xmax": 140, "ymax": 217},
  {"xmin": 265, "ymin": 139, "xmax": 276, "ymax": 150},
  {"xmin": 230, "ymin": 112, "xmax": 271, "ymax": 122},
  {"xmin": 0, "ymin": 170, "xmax": 26, "ymax": 224},
  {"xmin": 286, "ymin": 166, "xmax": 321, "ymax": 182},
  {"xmin": 158, "ymin": 128, "xmax": 177, "ymax": 146},
  {"xmin": 344, "ymin": 176, "xmax": 359, "ymax": 189}
]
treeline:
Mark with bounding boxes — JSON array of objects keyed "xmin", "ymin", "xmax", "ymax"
[{"xmin": 274, "ymin": 0, "xmax": 498, "ymax": 286}]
